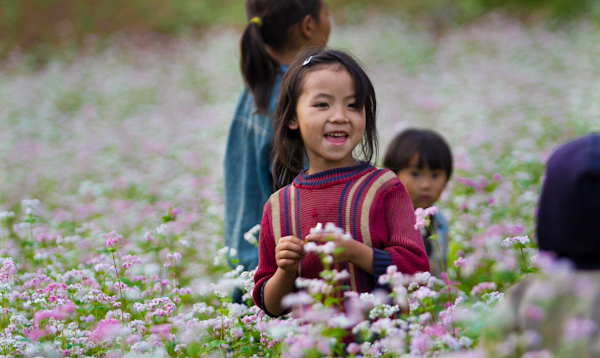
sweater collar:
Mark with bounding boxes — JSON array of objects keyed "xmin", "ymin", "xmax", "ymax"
[{"xmin": 293, "ymin": 163, "xmax": 375, "ymax": 188}]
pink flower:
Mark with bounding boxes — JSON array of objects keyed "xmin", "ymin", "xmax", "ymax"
[
  {"xmin": 34, "ymin": 309, "xmax": 66, "ymax": 322},
  {"xmin": 470, "ymin": 282, "xmax": 497, "ymax": 296},
  {"xmin": 454, "ymin": 257, "xmax": 467, "ymax": 268},
  {"xmin": 170, "ymin": 207, "xmax": 182, "ymax": 221},
  {"xmin": 564, "ymin": 317, "xmax": 597, "ymax": 341},
  {"xmin": 90, "ymin": 319, "xmax": 126, "ymax": 341},
  {"xmin": 126, "ymin": 334, "xmax": 141, "ymax": 344},
  {"xmin": 346, "ymin": 342, "xmax": 361, "ymax": 355},
  {"xmin": 150, "ymin": 323, "xmax": 171, "ymax": 339},
  {"xmin": 24, "ymin": 328, "xmax": 48, "ymax": 341},
  {"xmin": 0, "ymin": 258, "xmax": 17, "ymax": 283},
  {"xmin": 103, "ymin": 231, "xmax": 123, "ymax": 248},
  {"xmin": 524, "ymin": 306, "xmax": 545, "ymax": 321}
]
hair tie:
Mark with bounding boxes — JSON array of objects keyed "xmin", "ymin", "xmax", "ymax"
[
  {"xmin": 249, "ymin": 16, "xmax": 263, "ymax": 27},
  {"xmin": 303, "ymin": 56, "xmax": 313, "ymax": 66}
]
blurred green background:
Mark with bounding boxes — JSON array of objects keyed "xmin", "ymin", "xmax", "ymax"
[{"xmin": 1, "ymin": 0, "xmax": 599, "ymax": 61}]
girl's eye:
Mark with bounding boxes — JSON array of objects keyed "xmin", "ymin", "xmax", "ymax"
[
  {"xmin": 315, "ymin": 102, "xmax": 328, "ymax": 108},
  {"xmin": 347, "ymin": 102, "xmax": 358, "ymax": 109},
  {"xmin": 432, "ymin": 172, "xmax": 445, "ymax": 180},
  {"xmin": 410, "ymin": 171, "xmax": 420, "ymax": 178}
]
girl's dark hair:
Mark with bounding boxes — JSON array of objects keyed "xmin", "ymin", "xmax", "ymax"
[
  {"xmin": 241, "ymin": 0, "xmax": 322, "ymax": 114},
  {"xmin": 383, "ymin": 128, "xmax": 453, "ymax": 180},
  {"xmin": 273, "ymin": 48, "xmax": 378, "ymax": 189}
]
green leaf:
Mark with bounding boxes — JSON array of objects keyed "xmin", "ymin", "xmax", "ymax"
[
  {"xmin": 120, "ymin": 277, "xmax": 133, "ymax": 286},
  {"xmin": 203, "ymin": 339, "xmax": 228, "ymax": 352},
  {"xmin": 322, "ymin": 327, "xmax": 349, "ymax": 339}
]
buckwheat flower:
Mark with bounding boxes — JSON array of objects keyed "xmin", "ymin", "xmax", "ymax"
[
  {"xmin": 80, "ymin": 314, "xmax": 95, "ymax": 323},
  {"xmin": 351, "ymin": 320, "xmax": 371, "ymax": 336},
  {"xmin": 104, "ymin": 231, "xmax": 123, "ymax": 248},
  {"xmin": 414, "ymin": 207, "xmax": 430, "ymax": 230},
  {"xmin": 150, "ymin": 323, "xmax": 171, "ymax": 339},
  {"xmin": 522, "ymin": 350, "xmax": 554, "ymax": 358},
  {"xmin": 412, "ymin": 286, "xmax": 438, "ymax": 300},
  {"xmin": 155, "ymin": 224, "xmax": 168, "ymax": 236},
  {"xmin": 482, "ymin": 291, "xmax": 504, "ymax": 304},
  {"xmin": 321, "ymin": 241, "xmax": 336, "ymax": 255},
  {"xmin": 21, "ymin": 199, "xmax": 40, "ymax": 210},
  {"xmin": 501, "ymin": 235, "xmax": 530, "ymax": 247},
  {"xmin": 243, "ymin": 224, "xmax": 261, "ymax": 246},
  {"xmin": 143, "ymin": 231, "xmax": 153, "ymax": 242},
  {"xmin": 564, "ymin": 317, "xmax": 597, "ymax": 341},
  {"xmin": 0, "ymin": 258, "xmax": 16, "ymax": 283},
  {"xmin": 166, "ymin": 252, "xmax": 182, "ymax": 263},
  {"xmin": 346, "ymin": 342, "xmax": 361, "ymax": 355},
  {"xmin": 328, "ymin": 314, "xmax": 355, "ymax": 329},
  {"xmin": 0, "ymin": 211, "xmax": 14, "ymax": 221},
  {"xmin": 333, "ymin": 269, "xmax": 350, "ymax": 281},
  {"xmin": 282, "ymin": 292, "xmax": 315, "ymax": 308},
  {"xmin": 213, "ymin": 290, "xmax": 228, "ymax": 299},
  {"xmin": 409, "ymin": 331, "xmax": 431, "ymax": 354},
  {"xmin": 524, "ymin": 306, "xmax": 546, "ymax": 321},
  {"xmin": 470, "ymin": 282, "xmax": 497, "ymax": 296},
  {"xmin": 90, "ymin": 319, "xmax": 128, "ymax": 341},
  {"xmin": 454, "ymin": 257, "xmax": 467, "ymax": 268},
  {"xmin": 24, "ymin": 327, "xmax": 47, "ymax": 341}
]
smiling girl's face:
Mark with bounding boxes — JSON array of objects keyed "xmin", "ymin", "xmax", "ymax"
[{"xmin": 288, "ymin": 65, "xmax": 366, "ymax": 175}]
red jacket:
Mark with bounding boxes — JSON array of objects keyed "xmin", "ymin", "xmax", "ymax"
[{"xmin": 253, "ymin": 164, "xmax": 429, "ymax": 313}]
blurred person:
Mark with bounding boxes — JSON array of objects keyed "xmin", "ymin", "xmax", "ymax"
[
  {"xmin": 224, "ymin": 0, "xmax": 331, "ymax": 303},
  {"xmin": 480, "ymin": 133, "xmax": 600, "ymax": 358},
  {"xmin": 383, "ymin": 128, "xmax": 453, "ymax": 276},
  {"xmin": 252, "ymin": 48, "xmax": 429, "ymax": 317}
]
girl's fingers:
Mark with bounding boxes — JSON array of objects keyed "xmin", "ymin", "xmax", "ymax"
[
  {"xmin": 304, "ymin": 233, "xmax": 324, "ymax": 242},
  {"xmin": 279, "ymin": 235, "xmax": 306, "ymax": 246},
  {"xmin": 276, "ymin": 249, "xmax": 304, "ymax": 260},
  {"xmin": 276, "ymin": 236, "xmax": 305, "ymax": 252}
]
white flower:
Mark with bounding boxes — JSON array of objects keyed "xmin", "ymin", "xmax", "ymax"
[
  {"xmin": 501, "ymin": 235, "xmax": 530, "ymax": 247},
  {"xmin": 0, "ymin": 211, "xmax": 15, "ymax": 221}
]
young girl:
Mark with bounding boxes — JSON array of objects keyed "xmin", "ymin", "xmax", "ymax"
[
  {"xmin": 223, "ymin": 0, "xmax": 331, "ymax": 300},
  {"xmin": 253, "ymin": 49, "xmax": 429, "ymax": 317},
  {"xmin": 383, "ymin": 128, "xmax": 453, "ymax": 276}
]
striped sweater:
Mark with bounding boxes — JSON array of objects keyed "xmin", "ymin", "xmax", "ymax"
[{"xmin": 253, "ymin": 164, "xmax": 429, "ymax": 313}]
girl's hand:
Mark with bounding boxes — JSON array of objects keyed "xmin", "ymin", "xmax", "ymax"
[
  {"xmin": 275, "ymin": 236, "xmax": 305, "ymax": 273},
  {"xmin": 305, "ymin": 233, "xmax": 360, "ymax": 264},
  {"xmin": 305, "ymin": 233, "xmax": 373, "ymax": 273}
]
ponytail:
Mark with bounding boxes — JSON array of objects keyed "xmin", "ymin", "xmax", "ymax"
[
  {"xmin": 241, "ymin": 0, "xmax": 322, "ymax": 115},
  {"xmin": 240, "ymin": 23, "xmax": 281, "ymax": 114}
]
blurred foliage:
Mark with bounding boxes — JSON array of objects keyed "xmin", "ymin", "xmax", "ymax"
[{"xmin": 0, "ymin": 0, "xmax": 599, "ymax": 61}]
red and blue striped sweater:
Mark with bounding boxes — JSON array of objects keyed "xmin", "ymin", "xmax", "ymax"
[{"xmin": 253, "ymin": 164, "xmax": 429, "ymax": 313}]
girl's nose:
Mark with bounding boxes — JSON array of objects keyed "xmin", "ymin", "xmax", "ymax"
[
  {"xmin": 329, "ymin": 105, "xmax": 349, "ymax": 123},
  {"xmin": 420, "ymin": 178, "xmax": 432, "ymax": 188}
]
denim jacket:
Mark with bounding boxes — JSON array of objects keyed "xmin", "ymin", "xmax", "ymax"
[
  {"xmin": 423, "ymin": 210, "xmax": 449, "ymax": 277},
  {"xmin": 223, "ymin": 66, "xmax": 286, "ymax": 271}
]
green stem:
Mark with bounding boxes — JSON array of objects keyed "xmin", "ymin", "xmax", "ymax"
[
  {"xmin": 15, "ymin": 276, "xmax": 35, "ymax": 319},
  {"xmin": 111, "ymin": 251, "xmax": 125, "ymax": 321},
  {"xmin": 520, "ymin": 247, "xmax": 528, "ymax": 277}
]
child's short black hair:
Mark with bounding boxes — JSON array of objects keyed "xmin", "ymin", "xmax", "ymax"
[{"xmin": 383, "ymin": 128, "xmax": 453, "ymax": 180}]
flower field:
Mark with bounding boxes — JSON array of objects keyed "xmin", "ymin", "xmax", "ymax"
[{"xmin": 0, "ymin": 13, "xmax": 599, "ymax": 357}]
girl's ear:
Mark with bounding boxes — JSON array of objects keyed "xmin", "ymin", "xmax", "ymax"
[
  {"xmin": 299, "ymin": 14, "xmax": 316, "ymax": 41},
  {"xmin": 288, "ymin": 117, "xmax": 299, "ymax": 130}
]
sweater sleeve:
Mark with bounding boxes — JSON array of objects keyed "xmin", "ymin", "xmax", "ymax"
[
  {"xmin": 252, "ymin": 200, "xmax": 278, "ymax": 310},
  {"xmin": 377, "ymin": 182, "xmax": 430, "ymax": 275}
]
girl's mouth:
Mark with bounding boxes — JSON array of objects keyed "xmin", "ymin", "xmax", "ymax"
[{"xmin": 325, "ymin": 132, "xmax": 348, "ymax": 144}]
